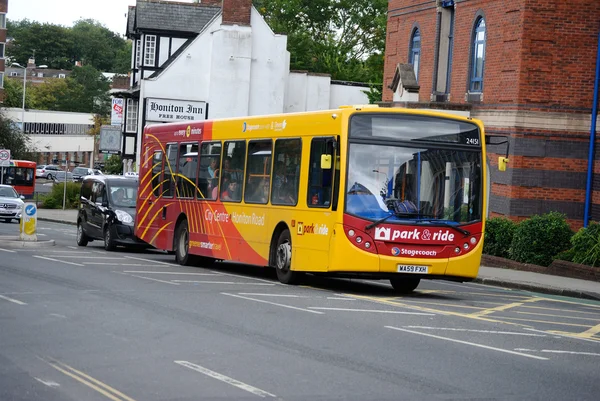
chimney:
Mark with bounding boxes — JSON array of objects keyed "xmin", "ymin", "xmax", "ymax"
[
  {"xmin": 222, "ymin": 0, "xmax": 252, "ymax": 26},
  {"xmin": 27, "ymin": 57, "xmax": 36, "ymax": 68}
]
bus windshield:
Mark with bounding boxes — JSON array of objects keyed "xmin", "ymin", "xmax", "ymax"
[{"xmin": 346, "ymin": 143, "xmax": 482, "ymax": 225}]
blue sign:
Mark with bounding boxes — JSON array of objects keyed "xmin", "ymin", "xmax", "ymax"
[{"xmin": 25, "ymin": 204, "xmax": 37, "ymax": 216}]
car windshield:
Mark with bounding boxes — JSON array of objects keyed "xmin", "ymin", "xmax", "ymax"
[
  {"xmin": 109, "ymin": 183, "xmax": 138, "ymax": 208},
  {"xmin": 346, "ymin": 143, "xmax": 482, "ymax": 225},
  {"xmin": 0, "ymin": 187, "xmax": 18, "ymax": 198}
]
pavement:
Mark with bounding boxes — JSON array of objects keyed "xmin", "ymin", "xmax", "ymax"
[{"xmin": 36, "ymin": 208, "xmax": 600, "ymax": 301}]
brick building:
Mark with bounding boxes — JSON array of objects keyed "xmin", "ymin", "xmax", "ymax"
[{"xmin": 383, "ymin": 0, "xmax": 600, "ymax": 228}]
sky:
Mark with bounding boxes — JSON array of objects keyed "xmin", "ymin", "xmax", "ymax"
[{"xmin": 8, "ymin": 0, "xmax": 195, "ymax": 37}]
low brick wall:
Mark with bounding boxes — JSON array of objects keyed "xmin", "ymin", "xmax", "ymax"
[{"xmin": 481, "ymin": 254, "xmax": 600, "ymax": 283}]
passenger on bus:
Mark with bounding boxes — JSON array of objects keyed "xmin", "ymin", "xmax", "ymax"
[
  {"xmin": 209, "ymin": 177, "xmax": 219, "ymax": 200},
  {"xmin": 208, "ymin": 159, "xmax": 218, "ymax": 178},
  {"xmin": 251, "ymin": 179, "xmax": 270, "ymax": 203},
  {"xmin": 221, "ymin": 180, "xmax": 239, "ymax": 201}
]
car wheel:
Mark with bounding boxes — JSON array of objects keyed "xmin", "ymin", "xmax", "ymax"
[
  {"xmin": 47, "ymin": 173, "xmax": 53, "ymax": 180},
  {"xmin": 76, "ymin": 222, "xmax": 89, "ymax": 247},
  {"xmin": 389, "ymin": 277, "xmax": 420, "ymax": 294},
  {"xmin": 273, "ymin": 229, "xmax": 302, "ymax": 285},
  {"xmin": 104, "ymin": 224, "xmax": 116, "ymax": 251}
]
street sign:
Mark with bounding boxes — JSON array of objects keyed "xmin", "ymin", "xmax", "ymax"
[
  {"xmin": 99, "ymin": 125, "xmax": 122, "ymax": 154},
  {"xmin": 20, "ymin": 202, "xmax": 38, "ymax": 241},
  {"xmin": 0, "ymin": 149, "xmax": 10, "ymax": 167}
]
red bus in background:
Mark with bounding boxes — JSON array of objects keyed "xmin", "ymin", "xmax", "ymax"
[{"xmin": 0, "ymin": 160, "xmax": 36, "ymax": 199}]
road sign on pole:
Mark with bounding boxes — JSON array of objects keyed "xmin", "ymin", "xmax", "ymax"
[{"xmin": 0, "ymin": 149, "xmax": 10, "ymax": 166}]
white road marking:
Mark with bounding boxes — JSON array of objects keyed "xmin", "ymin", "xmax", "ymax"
[
  {"xmin": 403, "ymin": 326, "xmax": 547, "ymax": 337},
  {"xmin": 222, "ymin": 292, "xmax": 324, "ymax": 314},
  {"xmin": 124, "ymin": 255, "xmax": 177, "ymax": 266},
  {"xmin": 175, "ymin": 360, "xmax": 276, "ymax": 398},
  {"xmin": 49, "ymin": 313, "xmax": 67, "ymax": 319},
  {"xmin": 238, "ymin": 293, "xmax": 309, "ymax": 298},
  {"xmin": 33, "ymin": 255, "xmax": 84, "ymax": 267},
  {"xmin": 118, "ymin": 272, "xmax": 180, "ymax": 285},
  {"xmin": 0, "ymin": 248, "xmax": 16, "ymax": 253},
  {"xmin": 85, "ymin": 263, "xmax": 149, "ymax": 266},
  {"xmin": 173, "ymin": 280, "xmax": 274, "ymax": 286},
  {"xmin": 67, "ymin": 246, "xmax": 79, "ymax": 249},
  {"xmin": 211, "ymin": 271, "xmax": 280, "ymax": 285},
  {"xmin": 0, "ymin": 294, "xmax": 27, "ymax": 305},
  {"xmin": 35, "ymin": 378, "xmax": 61, "ymax": 388},
  {"xmin": 123, "ymin": 271, "xmax": 221, "ymax": 276},
  {"xmin": 515, "ymin": 349, "xmax": 600, "ymax": 357},
  {"xmin": 524, "ymin": 328, "xmax": 600, "ymax": 344},
  {"xmin": 309, "ymin": 307, "xmax": 434, "ymax": 315},
  {"xmin": 56, "ymin": 256, "xmax": 123, "ymax": 259},
  {"xmin": 385, "ymin": 326, "xmax": 548, "ymax": 360}
]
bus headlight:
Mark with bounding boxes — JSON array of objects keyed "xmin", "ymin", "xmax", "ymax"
[
  {"xmin": 348, "ymin": 229, "xmax": 355, "ymax": 237},
  {"xmin": 470, "ymin": 237, "xmax": 477, "ymax": 245},
  {"xmin": 115, "ymin": 210, "xmax": 133, "ymax": 224}
]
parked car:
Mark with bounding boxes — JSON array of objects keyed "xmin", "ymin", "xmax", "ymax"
[
  {"xmin": 0, "ymin": 184, "xmax": 25, "ymax": 223},
  {"xmin": 77, "ymin": 175, "xmax": 145, "ymax": 250},
  {"xmin": 36, "ymin": 165, "xmax": 61, "ymax": 180},
  {"xmin": 52, "ymin": 171, "xmax": 75, "ymax": 183},
  {"xmin": 72, "ymin": 167, "xmax": 103, "ymax": 182}
]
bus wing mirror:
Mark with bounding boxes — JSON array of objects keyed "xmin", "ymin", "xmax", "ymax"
[
  {"xmin": 498, "ymin": 156, "xmax": 509, "ymax": 172},
  {"xmin": 320, "ymin": 154, "xmax": 332, "ymax": 169}
]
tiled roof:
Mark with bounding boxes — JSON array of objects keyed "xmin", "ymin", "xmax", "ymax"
[
  {"xmin": 127, "ymin": 0, "xmax": 221, "ymax": 36},
  {"xmin": 127, "ymin": 6, "xmax": 136, "ymax": 36}
]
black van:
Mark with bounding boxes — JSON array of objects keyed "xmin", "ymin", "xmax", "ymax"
[{"xmin": 76, "ymin": 175, "xmax": 144, "ymax": 250}]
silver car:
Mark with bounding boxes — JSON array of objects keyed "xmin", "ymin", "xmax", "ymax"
[{"xmin": 0, "ymin": 185, "xmax": 25, "ymax": 223}]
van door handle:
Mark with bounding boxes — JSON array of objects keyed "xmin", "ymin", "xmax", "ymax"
[{"xmin": 162, "ymin": 206, "xmax": 167, "ymax": 219}]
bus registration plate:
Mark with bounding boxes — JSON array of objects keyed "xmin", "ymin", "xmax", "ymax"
[{"xmin": 397, "ymin": 265, "xmax": 428, "ymax": 274}]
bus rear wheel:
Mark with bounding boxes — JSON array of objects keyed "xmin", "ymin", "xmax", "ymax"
[
  {"xmin": 274, "ymin": 229, "xmax": 301, "ymax": 285},
  {"xmin": 390, "ymin": 277, "xmax": 420, "ymax": 294},
  {"xmin": 175, "ymin": 220, "xmax": 195, "ymax": 266}
]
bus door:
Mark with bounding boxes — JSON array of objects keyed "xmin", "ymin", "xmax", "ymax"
[{"xmin": 294, "ymin": 136, "xmax": 339, "ymax": 272}]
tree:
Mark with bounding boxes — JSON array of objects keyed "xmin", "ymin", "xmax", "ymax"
[
  {"xmin": 0, "ymin": 111, "xmax": 32, "ymax": 159},
  {"xmin": 69, "ymin": 65, "xmax": 111, "ymax": 115},
  {"xmin": 2, "ymin": 77, "xmax": 36, "ymax": 109},
  {"xmin": 104, "ymin": 155, "xmax": 123, "ymax": 175},
  {"xmin": 255, "ymin": 0, "xmax": 387, "ymax": 85}
]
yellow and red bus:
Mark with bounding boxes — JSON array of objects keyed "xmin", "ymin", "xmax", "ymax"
[
  {"xmin": 1, "ymin": 160, "xmax": 36, "ymax": 199},
  {"xmin": 136, "ymin": 105, "xmax": 501, "ymax": 292}
]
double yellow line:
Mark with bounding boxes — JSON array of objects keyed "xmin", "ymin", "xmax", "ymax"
[{"xmin": 41, "ymin": 357, "xmax": 136, "ymax": 401}]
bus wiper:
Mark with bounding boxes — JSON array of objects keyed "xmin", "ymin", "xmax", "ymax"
[
  {"xmin": 414, "ymin": 219, "xmax": 471, "ymax": 236},
  {"xmin": 365, "ymin": 212, "xmax": 431, "ymax": 230}
]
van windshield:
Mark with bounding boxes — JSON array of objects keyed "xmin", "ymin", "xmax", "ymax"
[{"xmin": 109, "ymin": 183, "xmax": 138, "ymax": 208}]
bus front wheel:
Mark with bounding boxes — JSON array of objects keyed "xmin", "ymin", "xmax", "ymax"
[
  {"xmin": 390, "ymin": 277, "xmax": 420, "ymax": 294},
  {"xmin": 274, "ymin": 230, "xmax": 301, "ymax": 285}
]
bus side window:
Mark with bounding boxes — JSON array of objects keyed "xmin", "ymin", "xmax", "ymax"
[
  {"xmin": 199, "ymin": 141, "xmax": 222, "ymax": 200},
  {"xmin": 177, "ymin": 142, "xmax": 198, "ymax": 199},
  {"xmin": 244, "ymin": 140, "xmax": 272, "ymax": 204},
  {"xmin": 151, "ymin": 151, "xmax": 163, "ymax": 197},
  {"xmin": 220, "ymin": 140, "xmax": 246, "ymax": 202},
  {"xmin": 308, "ymin": 137, "xmax": 335, "ymax": 208},
  {"xmin": 163, "ymin": 143, "xmax": 178, "ymax": 198},
  {"xmin": 272, "ymin": 138, "xmax": 301, "ymax": 206}
]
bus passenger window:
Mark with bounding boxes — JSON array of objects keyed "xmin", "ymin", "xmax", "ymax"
[
  {"xmin": 220, "ymin": 141, "xmax": 246, "ymax": 202},
  {"xmin": 163, "ymin": 144, "xmax": 178, "ymax": 198},
  {"xmin": 244, "ymin": 140, "xmax": 272, "ymax": 204},
  {"xmin": 308, "ymin": 138, "xmax": 334, "ymax": 208},
  {"xmin": 271, "ymin": 138, "xmax": 301, "ymax": 206},
  {"xmin": 177, "ymin": 143, "xmax": 198, "ymax": 199},
  {"xmin": 151, "ymin": 151, "xmax": 163, "ymax": 197},
  {"xmin": 199, "ymin": 142, "xmax": 222, "ymax": 200}
]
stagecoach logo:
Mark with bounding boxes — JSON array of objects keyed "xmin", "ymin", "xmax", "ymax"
[
  {"xmin": 174, "ymin": 126, "xmax": 202, "ymax": 137},
  {"xmin": 374, "ymin": 226, "xmax": 455, "ymax": 242}
]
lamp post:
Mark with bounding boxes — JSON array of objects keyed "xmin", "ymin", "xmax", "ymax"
[{"xmin": 10, "ymin": 63, "xmax": 48, "ymax": 134}]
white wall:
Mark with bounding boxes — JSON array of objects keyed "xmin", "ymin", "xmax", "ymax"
[
  {"xmin": 248, "ymin": 8, "xmax": 289, "ymax": 116},
  {"xmin": 4, "ymin": 108, "xmax": 94, "ymax": 124},
  {"xmin": 284, "ymin": 72, "xmax": 308, "ymax": 113},
  {"xmin": 330, "ymin": 84, "xmax": 370, "ymax": 108},
  {"xmin": 159, "ymin": 37, "xmax": 170, "ymax": 66},
  {"xmin": 306, "ymin": 75, "xmax": 331, "ymax": 111},
  {"xmin": 30, "ymin": 135, "xmax": 94, "ymax": 153},
  {"xmin": 171, "ymin": 38, "xmax": 187, "ymax": 54}
]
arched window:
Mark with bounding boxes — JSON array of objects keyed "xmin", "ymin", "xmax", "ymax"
[
  {"xmin": 409, "ymin": 28, "xmax": 421, "ymax": 81},
  {"xmin": 470, "ymin": 17, "xmax": 486, "ymax": 92}
]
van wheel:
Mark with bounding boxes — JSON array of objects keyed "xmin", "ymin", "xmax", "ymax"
[
  {"xmin": 76, "ymin": 222, "xmax": 89, "ymax": 246},
  {"xmin": 390, "ymin": 277, "xmax": 420, "ymax": 294},
  {"xmin": 273, "ymin": 229, "xmax": 301, "ymax": 285},
  {"xmin": 104, "ymin": 224, "xmax": 116, "ymax": 251},
  {"xmin": 174, "ymin": 220, "xmax": 195, "ymax": 266}
]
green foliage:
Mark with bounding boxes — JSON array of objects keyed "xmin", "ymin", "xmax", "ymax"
[
  {"xmin": 104, "ymin": 155, "xmax": 123, "ymax": 175},
  {"xmin": 509, "ymin": 212, "xmax": 573, "ymax": 267},
  {"xmin": 255, "ymin": 0, "xmax": 387, "ymax": 84},
  {"xmin": 483, "ymin": 217, "xmax": 518, "ymax": 258},
  {"xmin": 566, "ymin": 222, "xmax": 600, "ymax": 267},
  {"xmin": 7, "ymin": 19, "xmax": 130, "ymax": 73},
  {"xmin": 0, "ymin": 111, "xmax": 32, "ymax": 159},
  {"xmin": 42, "ymin": 182, "xmax": 81, "ymax": 209}
]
